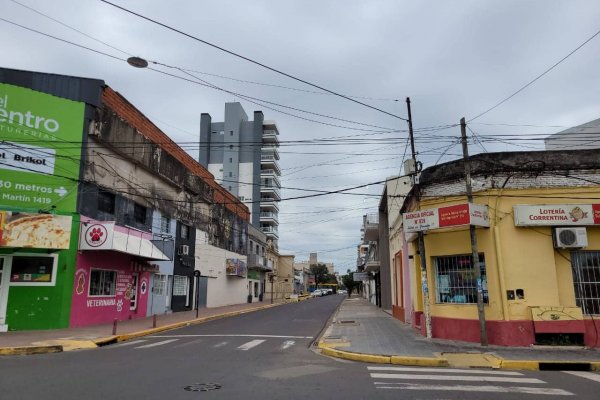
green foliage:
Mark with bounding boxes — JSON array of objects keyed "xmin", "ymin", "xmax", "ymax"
[{"xmin": 309, "ymin": 263, "xmax": 329, "ymax": 286}]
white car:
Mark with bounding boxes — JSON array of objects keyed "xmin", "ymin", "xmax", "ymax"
[{"xmin": 311, "ymin": 289, "xmax": 324, "ymax": 297}]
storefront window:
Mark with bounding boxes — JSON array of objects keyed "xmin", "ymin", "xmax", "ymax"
[
  {"xmin": 10, "ymin": 255, "xmax": 57, "ymax": 285},
  {"xmin": 173, "ymin": 275, "xmax": 188, "ymax": 296},
  {"xmin": 152, "ymin": 274, "xmax": 167, "ymax": 296},
  {"xmin": 434, "ymin": 254, "xmax": 488, "ymax": 304},
  {"xmin": 571, "ymin": 251, "xmax": 600, "ymax": 315},
  {"xmin": 89, "ymin": 269, "xmax": 117, "ymax": 296}
]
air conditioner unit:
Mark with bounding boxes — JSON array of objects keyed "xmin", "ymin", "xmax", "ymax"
[
  {"xmin": 553, "ymin": 227, "xmax": 588, "ymax": 248},
  {"xmin": 177, "ymin": 244, "xmax": 190, "ymax": 255}
]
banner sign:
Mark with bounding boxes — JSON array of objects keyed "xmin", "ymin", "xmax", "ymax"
[
  {"xmin": 225, "ymin": 258, "xmax": 247, "ymax": 277},
  {"xmin": 402, "ymin": 203, "xmax": 490, "ymax": 233},
  {"xmin": 0, "ymin": 210, "xmax": 72, "ymax": 249},
  {"xmin": 353, "ymin": 272, "xmax": 368, "ymax": 281},
  {"xmin": 514, "ymin": 204, "xmax": 600, "ymax": 226},
  {"xmin": 0, "ymin": 83, "xmax": 85, "ymax": 212}
]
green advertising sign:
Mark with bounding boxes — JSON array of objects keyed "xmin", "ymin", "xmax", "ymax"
[{"xmin": 0, "ymin": 83, "xmax": 85, "ymax": 212}]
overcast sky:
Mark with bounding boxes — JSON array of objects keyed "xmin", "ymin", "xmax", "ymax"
[{"xmin": 3, "ymin": 0, "xmax": 600, "ymax": 272}]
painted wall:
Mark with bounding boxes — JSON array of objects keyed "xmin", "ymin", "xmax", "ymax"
[
  {"xmin": 408, "ymin": 187, "xmax": 600, "ymax": 346},
  {"xmin": 70, "ymin": 250, "xmax": 150, "ymax": 327},
  {"xmin": 3, "ymin": 219, "xmax": 79, "ymax": 330},
  {"xmin": 195, "ymin": 243, "xmax": 248, "ymax": 308}
]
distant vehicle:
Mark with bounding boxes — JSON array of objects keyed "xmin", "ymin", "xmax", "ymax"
[
  {"xmin": 323, "ymin": 288, "xmax": 333, "ymax": 295},
  {"xmin": 311, "ymin": 289, "xmax": 324, "ymax": 297},
  {"xmin": 338, "ymin": 289, "xmax": 347, "ymax": 294}
]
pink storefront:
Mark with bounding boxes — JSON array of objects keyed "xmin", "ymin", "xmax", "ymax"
[{"xmin": 70, "ymin": 219, "xmax": 168, "ymax": 327}]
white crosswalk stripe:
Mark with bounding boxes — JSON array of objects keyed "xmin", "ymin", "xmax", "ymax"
[
  {"xmin": 366, "ymin": 366, "xmax": 574, "ymax": 396},
  {"xmin": 563, "ymin": 371, "xmax": 600, "ymax": 383},
  {"xmin": 112, "ymin": 339, "xmax": 148, "ymax": 347},
  {"xmin": 134, "ymin": 339, "xmax": 179, "ymax": 349},
  {"xmin": 237, "ymin": 339, "xmax": 266, "ymax": 351}
]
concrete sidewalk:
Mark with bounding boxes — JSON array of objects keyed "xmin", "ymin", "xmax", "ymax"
[
  {"xmin": 0, "ymin": 299, "xmax": 285, "ymax": 355},
  {"xmin": 319, "ymin": 297, "xmax": 600, "ymax": 370}
]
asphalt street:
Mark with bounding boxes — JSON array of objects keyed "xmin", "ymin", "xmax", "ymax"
[{"xmin": 1, "ymin": 294, "xmax": 599, "ymax": 399}]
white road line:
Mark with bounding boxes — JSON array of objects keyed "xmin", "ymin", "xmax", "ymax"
[
  {"xmin": 112, "ymin": 339, "xmax": 147, "ymax": 347},
  {"xmin": 370, "ymin": 373, "xmax": 545, "ymax": 384},
  {"xmin": 281, "ymin": 340, "xmax": 295, "ymax": 350},
  {"xmin": 213, "ymin": 341, "xmax": 228, "ymax": 348},
  {"xmin": 237, "ymin": 339, "xmax": 266, "ymax": 351},
  {"xmin": 135, "ymin": 339, "xmax": 179, "ymax": 349},
  {"xmin": 151, "ymin": 334, "xmax": 313, "ymax": 339},
  {"xmin": 367, "ymin": 366, "xmax": 523, "ymax": 375},
  {"xmin": 373, "ymin": 383, "xmax": 573, "ymax": 396},
  {"xmin": 563, "ymin": 371, "xmax": 600, "ymax": 383}
]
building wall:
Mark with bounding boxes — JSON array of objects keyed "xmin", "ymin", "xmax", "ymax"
[
  {"xmin": 195, "ymin": 244, "xmax": 248, "ymax": 308},
  {"xmin": 410, "ymin": 185, "xmax": 600, "ymax": 346}
]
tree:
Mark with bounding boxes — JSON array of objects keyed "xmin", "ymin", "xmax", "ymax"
[
  {"xmin": 309, "ymin": 263, "xmax": 329, "ymax": 286},
  {"xmin": 341, "ymin": 269, "xmax": 361, "ymax": 295}
]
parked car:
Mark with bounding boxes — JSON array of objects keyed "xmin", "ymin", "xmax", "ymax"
[
  {"xmin": 338, "ymin": 289, "xmax": 347, "ymax": 295},
  {"xmin": 323, "ymin": 288, "xmax": 333, "ymax": 295},
  {"xmin": 311, "ymin": 289, "xmax": 324, "ymax": 297}
]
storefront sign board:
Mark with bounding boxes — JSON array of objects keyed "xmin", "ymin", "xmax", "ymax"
[
  {"xmin": 514, "ymin": 204, "xmax": 600, "ymax": 226},
  {"xmin": 403, "ymin": 203, "xmax": 490, "ymax": 233},
  {"xmin": 353, "ymin": 272, "xmax": 368, "ymax": 281},
  {"xmin": 225, "ymin": 258, "xmax": 247, "ymax": 277},
  {"xmin": 0, "ymin": 83, "xmax": 85, "ymax": 212}
]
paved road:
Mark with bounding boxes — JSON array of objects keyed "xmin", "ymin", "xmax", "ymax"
[{"xmin": 1, "ymin": 294, "xmax": 599, "ymax": 399}]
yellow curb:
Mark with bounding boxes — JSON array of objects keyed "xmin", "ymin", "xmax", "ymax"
[
  {"xmin": 499, "ymin": 360, "xmax": 540, "ymax": 370},
  {"xmin": 320, "ymin": 347, "xmax": 391, "ymax": 364},
  {"xmin": 391, "ymin": 355, "xmax": 449, "ymax": 367},
  {"xmin": 0, "ymin": 345, "xmax": 62, "ymax": 356},
  {"xmin": 93, "ymin": 335, "xmax": 119, "ymax": 346},
  {"xmin": 318, "ymin": 341, "xmax": 351, "ymax": 349},
  {"xmin": 591, "ymin": 362, "xmax": 600, "ymax": 371},
  {"xmin": 31, "ymin": 339, "xmax": 98, "ymax": 351}
]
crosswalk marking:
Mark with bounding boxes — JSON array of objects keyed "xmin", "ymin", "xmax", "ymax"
[
  {"xmin": 150, "ymin": 334, "xmax": 313, "ymax": 339},
  {"xmin": 213, "ymin": 341, "xmax": 228, "ymax": 348},
  {"xmin": 281, "ymin": 340, "xmax": 295, "ymax": 350},
  {"xmin": 367, "ymin": 366, "xmax": 523, "ymax": 375},
  {"xmin": 237, "ymin": 339, "xmax": 266, "ymax": 351},
  {"xmin": 135, "ymin": 339, "xmax": 179, "ymax": 349},
  {"xmin": 563, "ymin": 371, "xmax": 600, "ymax": 383},
  {"xmin": 373, "ymin": 383, "xmax": 573, "ymax": 396},
  {"xmin": 370, "ymin": 373, "xmax": 545, "ymax": 384}
]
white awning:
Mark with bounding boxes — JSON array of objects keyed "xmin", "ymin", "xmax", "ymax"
[{"xmin": 79, "ymin": 221, "xmax": 169, "ymax": 261}]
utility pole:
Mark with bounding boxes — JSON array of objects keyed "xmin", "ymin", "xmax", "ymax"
[
  {"xmin": 460, "ymin": 117, "xmax": 488, "ymax": 346},
  {"xmin": 406, "ymin": 97, "xmax": 432, "ymax": 339}
]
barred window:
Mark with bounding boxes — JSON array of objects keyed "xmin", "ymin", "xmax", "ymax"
[
  {"xmin": 435, "ymin": 254, "xmax": 488, "ymax": 304},
  {"xmin": 173, "ymin": 275, "xmax": 188, "ymax": 296},
  {"xmin": 152, "ymin": 274, "xmax": 167, "ymax": 296},
  {"xmin": 571, "ymin": 251, "xmax": 600, "ymax": 315},
  {"xmin": 160, "ymin": 216, "xmax": 170, "ymax": 234}
]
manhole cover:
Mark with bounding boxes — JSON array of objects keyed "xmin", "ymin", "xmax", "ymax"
[{"xmin": 183, "ymin": 383, "xmax": 222, "ymax": 392}]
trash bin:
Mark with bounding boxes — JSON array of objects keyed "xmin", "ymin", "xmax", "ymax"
[
  {"xmin": 258, "ymin": 293, "xmax": 263, "ymax": 302},
  {"xmin": 247, "ymin": 294, "xmax": 252, "ymax": 303}
]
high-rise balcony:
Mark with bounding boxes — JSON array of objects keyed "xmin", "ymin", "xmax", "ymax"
[
  {"xmin": 262, "ymin": 146, "xmax": 280, "ymax": 160},
  {"xmin": 260, "ymin": 197, "xmax": 279, "ymax": 212},
  {"xmin": 260, "ymin": 169, "xmax": 281, "ymax": 188},
  {"xmin": 261, "ymin": 226, "xmax": 279, "ymax": 239},
  {"xmin": 260, "ymin": 154, "xmax": 281, "ymax": 175},
  {"xmin": 260, "ymin": 184, "xmax": 281, "ymax": 200},
  {"xmin": 260, "ymin": 211, "xmax": 279, "ymax": 224},
  {"xmin": 262, "ymin": 129, "xmax": 279, "ymax": 144}
]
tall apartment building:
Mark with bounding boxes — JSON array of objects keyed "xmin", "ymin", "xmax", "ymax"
[{"xmin": 200, "ymin": 102, "xmax": 281, "ymax": 246}]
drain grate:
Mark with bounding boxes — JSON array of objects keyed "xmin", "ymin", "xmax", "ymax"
[
  {"xmin": 184, "ymin": 383, "xmax": 222, "ymax": 392},
  {"xmin": 338, "ymin": 320, "xmax": 356, "ymax": 324}
]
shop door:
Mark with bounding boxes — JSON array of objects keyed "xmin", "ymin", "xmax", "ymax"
[
  {"xmin": 130, "ymin": 274, "xmax": 139, "ymax": 311},
  {"xmin": 0, "ymin": 257, "xmax": 11, "ymax": 332},
  {"xmin": 197, "ymin": 277, "xmax": 207, "ymax": 308}
]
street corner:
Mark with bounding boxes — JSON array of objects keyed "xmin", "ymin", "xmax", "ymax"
[
  {"xmin": 499, "ymin": 359, "xmax": 600, "ymax": 371},
  {"xmin": 30, "ymin": 339, "xmax": 98, "ymax": 352},
  {"xmin": 317, "ymin": 335, "xmax": 351, "ymax": 349},
  {"xmin": 0, "ymin": 344, "xmax": 63, "ymax": 356}
]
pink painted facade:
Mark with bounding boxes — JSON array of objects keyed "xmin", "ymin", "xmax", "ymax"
[{"xmin": 70, "ymin": 219, "xmax": 154, "ymax": 327}]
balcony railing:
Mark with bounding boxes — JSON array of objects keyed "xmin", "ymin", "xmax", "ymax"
[
  {"xmin": 247, "ymin": 254, "xmax": 272, "ymax": 271},
  {"xmin": 363, "ymin": 213, "xmax": 379, "ymax": 242},
  {"xmin": 260, "ymin": 212, "xmax": 279, "ymax": 221},
  {"xmin": 260, "ymin": 185, "xmax": 281, "ymax": 200}
]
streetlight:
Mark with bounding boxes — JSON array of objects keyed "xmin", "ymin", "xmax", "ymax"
[{"xmin": 127, "ymin": 56, "xmax": 148, "ymax": 68}]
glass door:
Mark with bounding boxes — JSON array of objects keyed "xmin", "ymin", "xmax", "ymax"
[
  {"xmin": 129, "ymin": 273, "xmax": 139, "ymax": 311},
  {"xmin": 0, "ymin": 257, "xmax": 11, "ymax": 331}
]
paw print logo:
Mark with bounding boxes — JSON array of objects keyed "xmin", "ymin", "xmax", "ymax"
[
  {"xmin": 89, "ymin": 228, "xmax": 104, "ymax": 242},
  {"xmin": 85, "ymin": 224, "xmax": 108, "ymax": 247}
]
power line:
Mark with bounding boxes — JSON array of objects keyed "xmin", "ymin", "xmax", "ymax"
[
  {"xmin": 98, "ymin": 0, "xmax": 408, "ymax": 121},
  {"xmin": 468, "ymin": 26, "xmax": 600, "ymax": 122}
]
